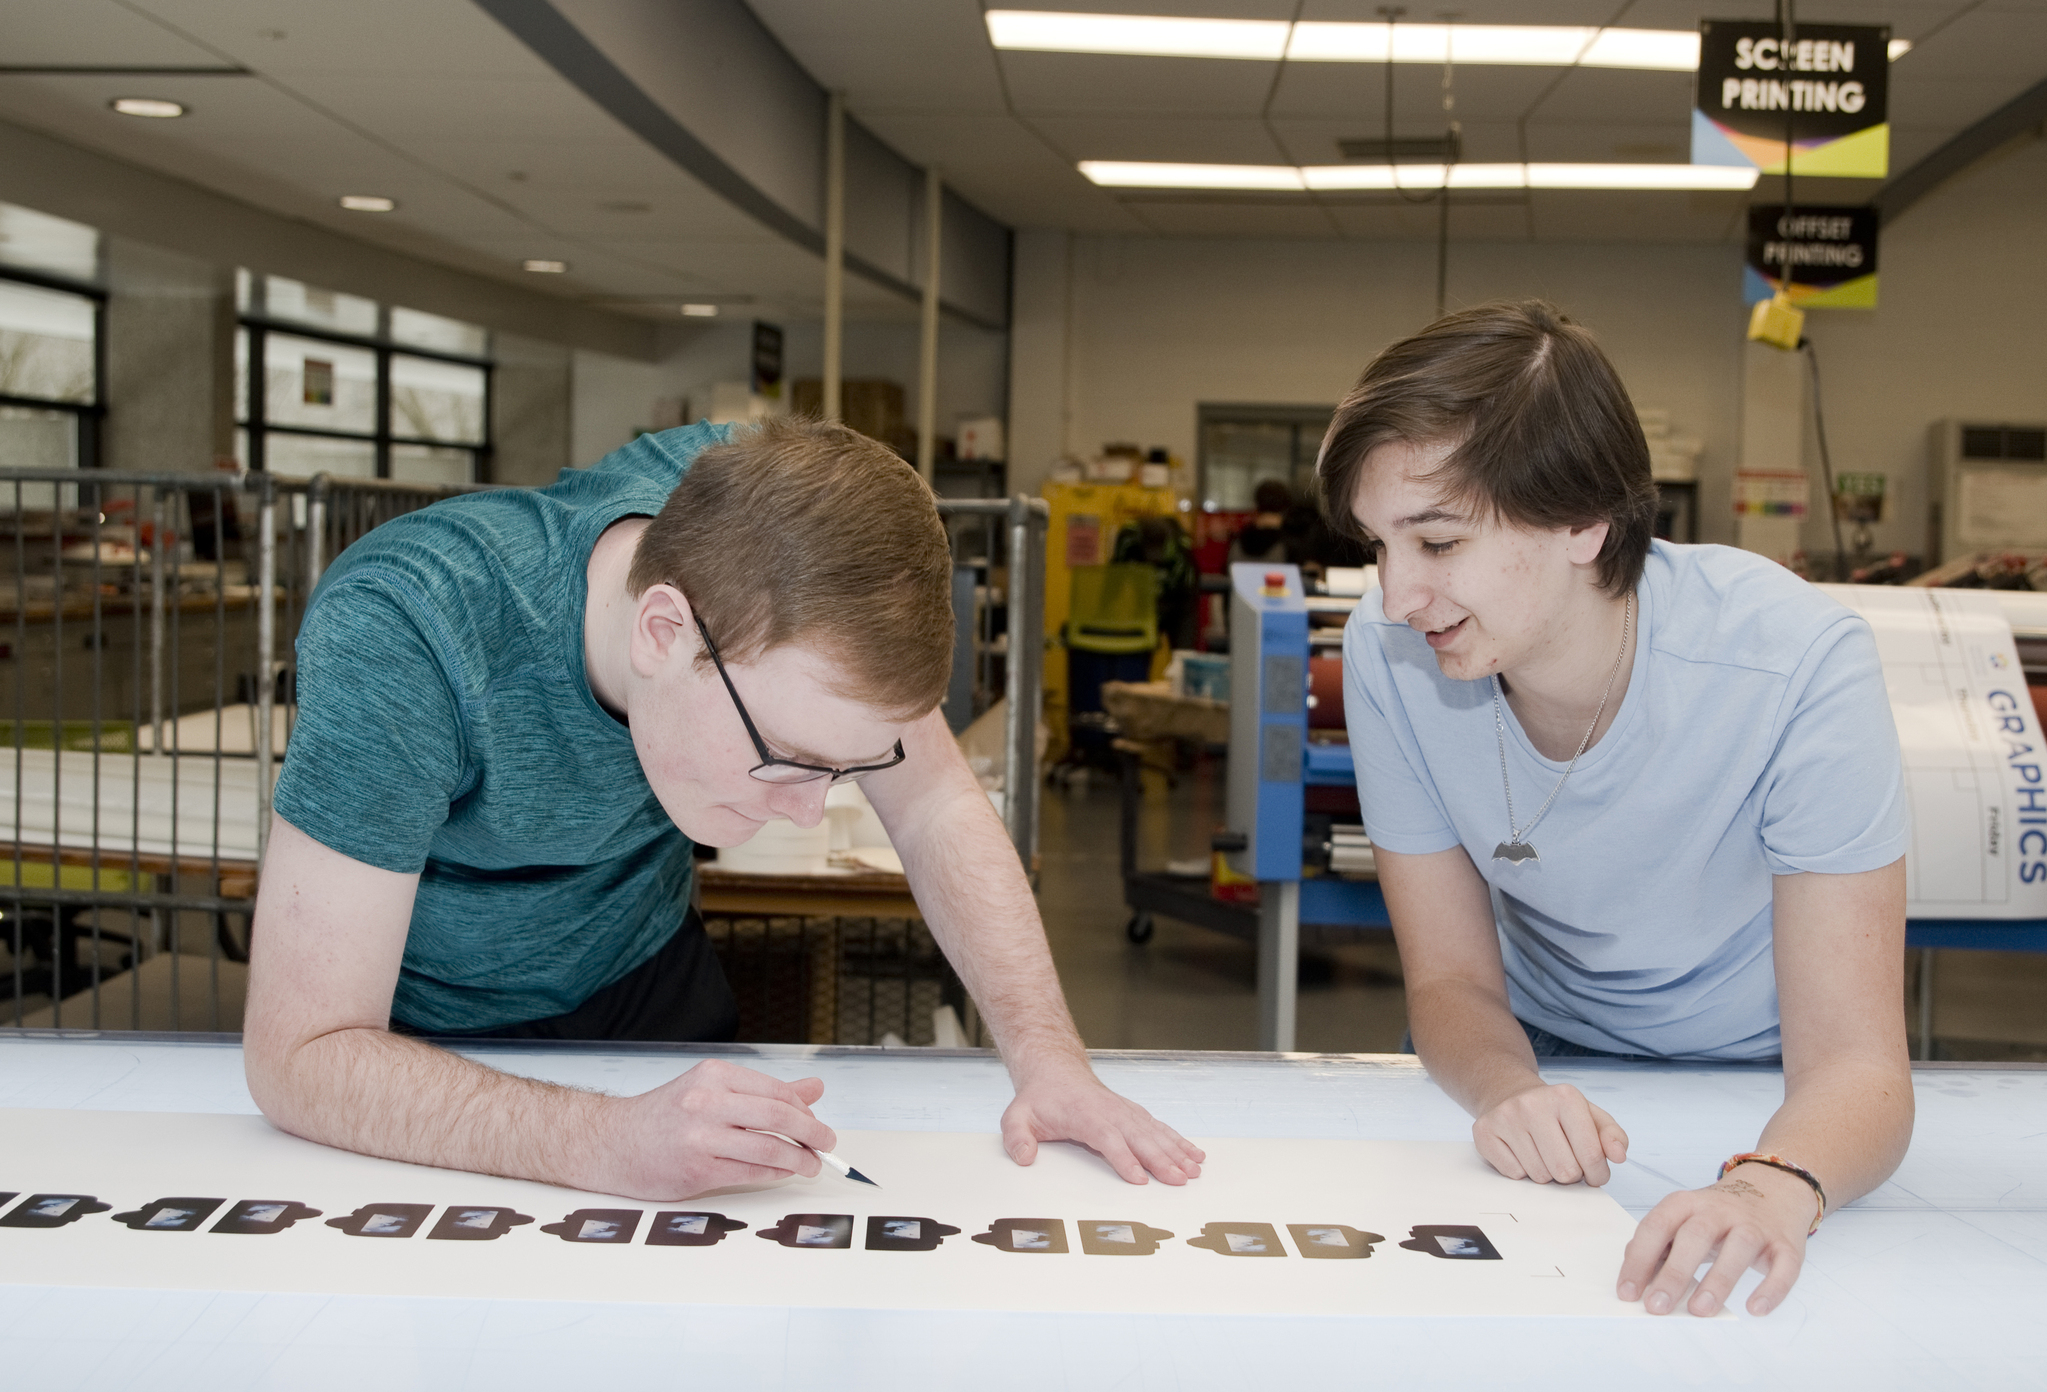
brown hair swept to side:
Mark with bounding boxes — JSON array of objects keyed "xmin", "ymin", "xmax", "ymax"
[
  {"xmin": 628, "ymin": 416, "xmax": 954, "ymax": 719},
  {"xmin": 1314, "ymin": 300, "xmax": 1659, "ymax": 595}
]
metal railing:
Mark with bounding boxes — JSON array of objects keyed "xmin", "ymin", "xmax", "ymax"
[{"xmin": 0, "ymin": 468, "xmax": 1050, "ymax": 1037}]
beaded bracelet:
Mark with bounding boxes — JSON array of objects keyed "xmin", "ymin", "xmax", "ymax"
[{"xmin": 1718, "ymin": 1152, "xmax": 1827, "ymax": 1236}]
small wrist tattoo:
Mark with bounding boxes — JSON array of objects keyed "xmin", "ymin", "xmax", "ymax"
[{"xmin": 1718, "ymin": 1178, "xmax": 1767, "ymax": 1201}]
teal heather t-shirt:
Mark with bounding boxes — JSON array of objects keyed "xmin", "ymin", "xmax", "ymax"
[{"xmin": 272, "ymin": 423, "xmax": 732, "ymax": 1032}]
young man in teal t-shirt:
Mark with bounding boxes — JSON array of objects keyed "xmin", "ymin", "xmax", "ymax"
[{"xmin": 245, "ymin": 418, "xmax": 1204, "ymax": 1202}]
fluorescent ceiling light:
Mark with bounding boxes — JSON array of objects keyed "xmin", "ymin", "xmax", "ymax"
[
  {"xmin": 680, "ymin": 303, "xmax": 720, "ymax": 317},
  {"xmin": 1888, "ymin": 39, "xmax": 1912, "ymax": 59},
  {"xmin": 110, "ymin": 97, "xmax": 186, "ymax": 118},
  {"xmin": 992, "ymin": 12, "xmax": 1913, "ymax": 71},
  {"xmin": 522, "ymin": 259, "xmax": 569, "ymax": 273},
  {"xmin": 1087, "ymin": 161, "xmax": 1759, "ymax": 192},
  {"xmin": 1078, "ymin": 161, "xmax": 1305, "ymax": 190},
  {"xmin": 1287, "ymin": 23, "xmax": 1696, "ymax": 69},
  {"xmin": 337, "ymin": 194, "xmax": 396, "ymax": 212},
  {"xmin": 987, "ymin": 10, "xmax": 1286, "ymax": 60}
]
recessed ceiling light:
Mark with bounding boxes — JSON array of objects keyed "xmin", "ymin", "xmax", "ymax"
[
  {"xmin": 338, "ymin": 195, "xmax": 397, "ymax": 212},
  {"xmin": 680, "ymin": 303, "xmax": 719, "ymax": 317},
  {"xmin": 991, "ymin": 12, "xmax": 1912, "ymax": 72},
  {"xmin": 523, "ymin": 259, "xmax": 569, "ymax": 274},
  {"xmin": 110, "ymin": 97, "xmax": 186, "ymax": 119},
  {"xmin": 1081, "ymin": 160, "xmax": 1759, "ymax": 192}
]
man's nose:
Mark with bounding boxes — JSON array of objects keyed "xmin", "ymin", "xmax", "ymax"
[
  {"xmin": 766, "ymin": 778, "xmax": 831, "ymax": 828},
  {"xmin": 1378, "ymin": 554, "xmax": 1430, "ymax": 625}
]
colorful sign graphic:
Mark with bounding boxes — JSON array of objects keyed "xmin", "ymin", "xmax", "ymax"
[
  {"xmin": 1745, "ymin": 205, "xmax": 1880, "ymax": 308},
  {"xmin": 1694, "ymin": 20, "xmax": 1890, "ymax": 178}
]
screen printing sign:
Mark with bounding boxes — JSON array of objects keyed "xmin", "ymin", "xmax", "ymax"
[
  {"xmin": 1694, "ymin": 21, "xmax": 1890, "ymax": 178},
  {"xmin": 1745, "ymin": 205, "xmax": 1879, "ymax": 309},
  {"xmin": 0, "ymin": 1110, "xmax": 1658, "ymax": 1320},
  {"xmin": 1821, "ymin": 586, "xmax": 2047, "ymax": 919}
]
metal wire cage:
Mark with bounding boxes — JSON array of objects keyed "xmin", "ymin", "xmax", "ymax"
[{"xmin": 0, "ymin": 468, "xmax": 1046, "ymax": 1043}]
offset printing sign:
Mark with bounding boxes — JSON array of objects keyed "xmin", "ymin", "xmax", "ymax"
[
  {"xmin": 1694, "ymin": 20, "xmax": 1890, "ymax": 178},
  {"xmin": 1744, "ymin": 205, "xmax": 1879, "ymax": 308}
]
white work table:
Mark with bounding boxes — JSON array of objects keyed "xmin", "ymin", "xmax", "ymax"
[{"xmin": 1, "ymin": 1032, "xmax": 2040, "ymax": 1391}]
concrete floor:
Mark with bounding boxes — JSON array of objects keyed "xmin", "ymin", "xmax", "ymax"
[{"xmin": 1035, "ymin": 757, "xmax": 2047, "ymax": 1062}]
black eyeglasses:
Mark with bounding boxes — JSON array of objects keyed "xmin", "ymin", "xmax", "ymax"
[{"xmin": 694, "ymin": 616, "xmax": 907, "ymax": 785}]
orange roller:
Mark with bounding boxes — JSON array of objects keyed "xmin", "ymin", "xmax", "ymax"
[{"xmin": 1309, "ymin": 655, "xmax": 1346, "ymax": 730}]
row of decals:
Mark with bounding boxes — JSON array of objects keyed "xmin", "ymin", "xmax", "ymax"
[{"xmin": 0, "ymin": 1192, "xmax": 1500, "ymax": 1259}]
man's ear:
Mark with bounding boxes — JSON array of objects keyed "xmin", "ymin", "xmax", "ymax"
[
  {"xmin": 1565, "ymin": 520, "xmax": 1612, "ymax": 568},
  {"xmin": 631, "ymin": 584, "xmax": 693, "ymax": 679}
]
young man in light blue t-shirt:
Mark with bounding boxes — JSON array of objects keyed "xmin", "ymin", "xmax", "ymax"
[{"xmin": 1320, "ymin": 302, "xmax": 1911, "ymax": 1320}]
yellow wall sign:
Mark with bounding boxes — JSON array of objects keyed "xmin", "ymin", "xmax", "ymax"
[{"xmin": 1693, "ymin": 20, "xmax": 1890, "ymax": 179}]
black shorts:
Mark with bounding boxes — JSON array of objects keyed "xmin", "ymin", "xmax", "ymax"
[{"xmin": 392, "ymin": 906, "xmax": 739, "ymax": 1044}]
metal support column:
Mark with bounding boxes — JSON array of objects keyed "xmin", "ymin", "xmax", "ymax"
[
  {"xmin": 1257, "ymin": 879, "xmax": 1300, "ymax": 1052},
  {"xmin": 915, "ymin": 167, "xmax": 942, "ymax": 484},
  {"xmin": 1003, "ymin": 495, "xmax": 1045, "ymax": 873},
  {"xmin": 822, "ymin": 90, "xmax": 845, "ymax": 422},
  {"xmin": 254, "ymin": 473, "xmax": 277, "ymax": 866}
]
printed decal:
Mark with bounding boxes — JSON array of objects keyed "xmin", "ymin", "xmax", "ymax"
[
  {"xmin": 427, "ymin": 1206, "xmax": 535, "ymax": 1241},
  {"xmin": 863, "ymin": 1216, "xmax": 961, "ymax": 1251},
  {"xmin": 112, "ymin": 1197, "xmax": 227, "ymax": 1232},
  {"xmin": 646, "ymin": 1211, "xmax": 746, "ymax": 1247},
  {"xmin": 970, "ymin": 1218, "xmax": 1068, "ymax": 1253},
  {"xmin": 540, "ymin": 1209, "xmax": 643, "ymax": 1244},
  {"xmin": 327, "ymin": 1203, "xmax": 433, "ymax": 1239},
  {"xmin": 1187, "ymin": 1222, "xmax": 1285, "ymax": 1257},
  {"xmin": 1288, "ymin": 1224, "xmax": 1385, "ymax": 1259},
  {"xmin": 1077, "ymin": 1220, "xmax": 1174, "ymax": 1256},
  {"xmin": 212, "ymin": 1201, "xmax": 322, "ymax": 1234},
  {"xmin": 0, "ymin": 1194, "xmax": 111, "ymax": 1228},
  {"xmin": 1399, "ymin": 1225, "xmax": 1502, "ymax": 1260},
  {"xmin": 757, "ymin": 1214, "xmax": 854, "ymax": 1249}
]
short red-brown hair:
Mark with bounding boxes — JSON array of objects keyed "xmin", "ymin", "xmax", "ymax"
[{"xmin": 628, "ymin": 417, "xmax": 953, "ymax": 718}]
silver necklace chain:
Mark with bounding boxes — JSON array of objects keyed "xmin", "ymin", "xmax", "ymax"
[{"xmin": 1491, "ymin": 591, "xmax": 1633, "ymax": 862}]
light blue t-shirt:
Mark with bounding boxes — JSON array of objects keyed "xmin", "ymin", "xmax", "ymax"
[
  {"xmin": 273, "ymin": 424, "xmax": 733, "ymax": 1032},
  {"xmin": 1342, "ymin": 540, "xmax": 1910, "ymax": 1061}
]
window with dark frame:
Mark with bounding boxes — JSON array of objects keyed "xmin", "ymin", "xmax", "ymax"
[
  {"xmin": 0, "ymin": 201, "xmax": 106, "ymax": 477},
  {"xmin": 234, "ymin": 272, "xmax": 492, "ymax": 485}
]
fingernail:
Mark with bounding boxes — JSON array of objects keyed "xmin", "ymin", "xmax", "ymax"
[
  {"xmin": 1618, "ymin": 1281, "xmax": 1638, "ymax": 1300},
  {"xmin": 1697, "ymin": 1292, "xmax": 1718, "ymax": 1314},
  {"xmin": 1647, "ymin": 1292, "xmax": 1671, "ymax": 1314}
]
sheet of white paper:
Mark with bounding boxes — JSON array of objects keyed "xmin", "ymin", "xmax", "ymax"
[
  {"xmin": 1820, "ymin": 584, "xmax": 2047, "ymax": 918},
  {"xmin": 0, "ymin": 1109, "xmax": 1656, "ymax": 1318}
]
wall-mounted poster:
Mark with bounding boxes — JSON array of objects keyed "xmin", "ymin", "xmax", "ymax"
[
  {"xmin": 1694, "ymin": 20, "xmax": 1890, "ymax": 178},
  {"xmin": 1745, "ymin": 206, "xmax": 1879, "ymax": 308}
]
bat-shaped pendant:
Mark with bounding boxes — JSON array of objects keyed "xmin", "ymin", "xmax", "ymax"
[{"xmin": 1492, "ymin": 841, "xmax": 1539, "ymax": 864}]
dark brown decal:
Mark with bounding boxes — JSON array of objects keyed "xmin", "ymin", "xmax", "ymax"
[
  {"xmin": 757, "ymin": 1214, "xmax": 853, "ymax": 1249},
  {"xmin": 113, "ymin": 1198, "xmax": 227, "ymax": 1232},
  {"xmin": 1399, "ymin": 1225, "xmax": 1502, "ymax": 1260},
  {"xmin": 863, "ymin": 1216, "xmax": 961, "ymax": 1251},
  {"xmin": 541, "ymin": 1208, "xmax": 642, "ymax": 1244},
  {"xmin": 646, "ymin": 1211, "xmax": 746, "ymax": 1247},
  {"xmin": 1, "ymin": 1194, "xmax": 111, "ymax": 1228},
  {"xmin": 327, "ymin": 1203, "xmax": 433, "ymax": 1238},
  {"xmin": 212, "ymin": 1201, "xmax": 321, "ymax": 1234},
  {"xmin": 427, "ymin": 1206, "xmax": 535, "ymax": 1241}
]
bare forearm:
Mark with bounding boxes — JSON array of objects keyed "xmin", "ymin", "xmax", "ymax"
[
  {"xmin": 896, "ymin": 793, "xmax": 1088, "ymax": 1079},
  {"xmin": 249, "ymin": 1028, "xmax": 615, "ymax": 1190},
  {"xmin": 1407, "ymin": 977, "xmax": 1547, "ymax": 1117},
  {"xmin": 1753, "ymin": 1057, "xmax": 1914, "ymax": 1211}
]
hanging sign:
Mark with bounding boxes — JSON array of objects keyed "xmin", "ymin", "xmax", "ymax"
[
  {"xmin": 1693, "ymin": 20, "xmax": 1890, "ymax": 178},
  {"xmin": 1744, "ymin": 205, "xmax": 1879, "ymax": 308}
]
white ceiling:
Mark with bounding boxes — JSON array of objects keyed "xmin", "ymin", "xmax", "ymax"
[
  {"xmin": 0, "ymin": 0, "xmax": 916, "ymax": 323},
  {"xmin": 754, "ymin": 0, "xmax": 2047, "ymax": 242},
  {"xmin": 0, "ymin": 0, "xmax": 2039, "ymax": 332}
]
